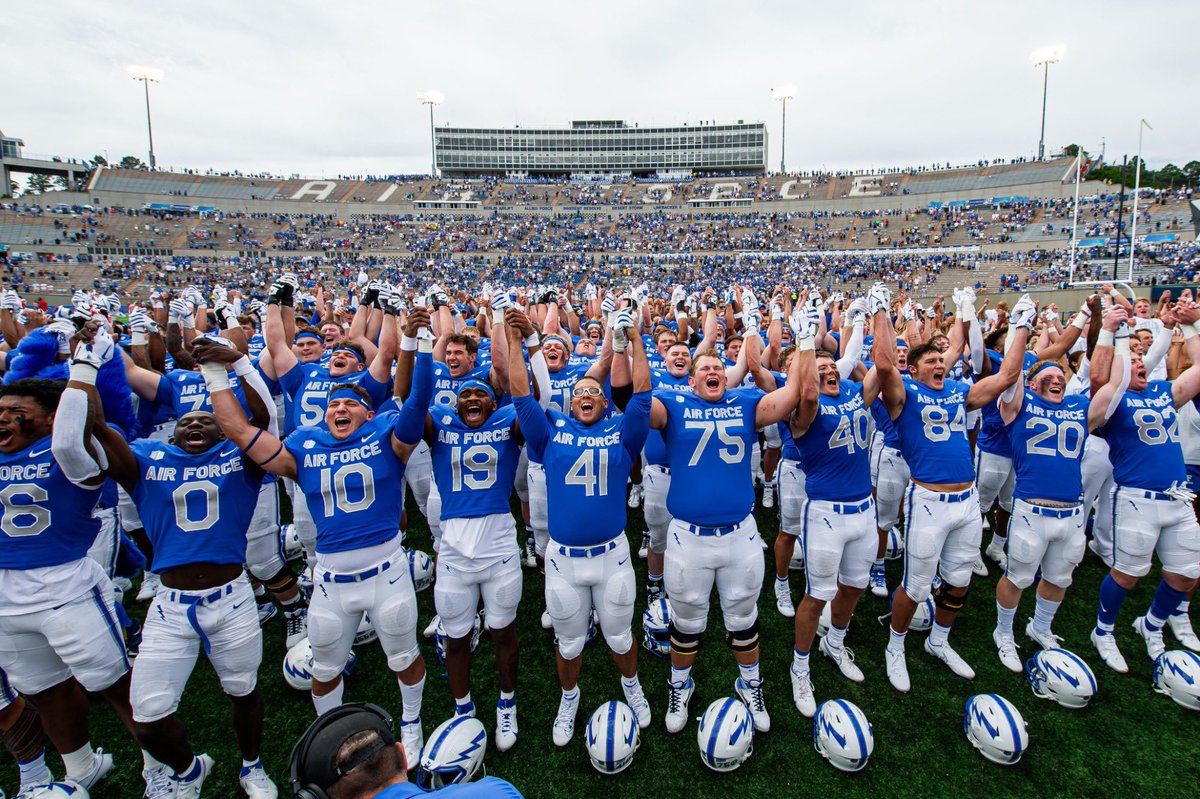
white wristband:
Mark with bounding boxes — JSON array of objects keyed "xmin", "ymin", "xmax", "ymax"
[
  {"xmin": 400, "ymin": 335, "xmax": 418, "ymax": 352},
  {"xmin": 1115, "ymin": 335, "xmax": 1131, "ymax": 355},
  {"xmin": 1070, "ymin": 313, "xmax": 1088, "ymax": 331},
  {"xmin": 675, "ymin": 312, "xmax": 688, "ymax": 323},
  {"xmin": 232, "ymin": 356, "xmax": 254, "ymax": 377},
  {"xmin": 492, "ymin": 309, "xmax": 505, "ymax": 326},
  {"xmin": 1097, "ymin": 329, "xmax": 1115, "ymax": 347},
  {"xmin": 131, "ymin": 331, "xmax": 148, "ymax": 346},
  {"xmin": 199, "ymin": 362, "xmax": 231, "ymax": 392},
  {"xmin": 524, "ymin": 332, "xmax": 541, "ymax": 348},
  {"xmin": 418, "ymin": 337, "xmax": 434, "ymax": 354},
  {"xmin": 68, "ymin": 362, "xmax": 99, "ymax": 385},
  {"xmin": 1182, "ymin": 325, "xmax": 1197, "ymax": 341},
  {"xmin": 1192, "ymin": 321, "xmax": 1200, "ymax": 339},
  {"xmin": 797, "ymin": 336, "xmax": 815, "ymax": 352},
  {"xmin": 1109, "ymin": 289, "xmax": 1123, "ymax": 301}
]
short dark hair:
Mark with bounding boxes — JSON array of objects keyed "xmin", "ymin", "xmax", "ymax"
[
  {"xmin": 984, "ymin": 328, "xmax": 1008, "ymax": 350},
  {"xmin": 327, "ymin": 730, "xmax": 405, "ymax": 799},
  {"xmin": 907, "ymin": 343, "xmax": 942, "ymax": 369},
  {"xmin": 446, "ymin": 333, "xmax": 479, "ymax": 355},
  {"xmin": 0, "ymin": 378, "xmax": 65, "ymax": 413}
]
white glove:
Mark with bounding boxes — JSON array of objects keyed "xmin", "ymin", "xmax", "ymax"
[
  {"xmin": 600, "ymin": 295, "xmax": 617, "ymax": 315},
  {"xmin": 671, "ymin": 286, "xmax": 686, "ymax": 306},
  {"xmin": 168, "ymin": 298, "xmax": 191, "ymax": 322},
  {"xmin": 744, "ymin": 309, "xmax": 761, "ymax": 336},
  {"xmin": 90, "ymin": 328, "xmax": 116, "ymax": 363},
  {"xmin": 1, "ymin": 290, "xmax": 20, "ymax": 312},
  {"xmin": 741, "ymin": 288, "xmax": 759, "ymax": 310},
  {"xmin": 128, "ymin": 309, "xmax": 149, "ymax": 334},
  {"xmin": 184, "ymin": 286, "xmax": 206, "ymax": 308},
  {"xmin": 795, "ymin": 308, "xmax": 818, "ymax": 351},
  {"xmin": 491, "ymin": 289, "xmax": 513, "ymax": 311},
  {"xmin": 847, "ymin": 297, "xmax": 870, "ymax": 325},
  {"xmin": 1011, "ymin": 303, "xmax": 1038, "ymax": 331},
  {"xmin": 72, "ymin": 290, "xmax": 90, "ymax": 309}
]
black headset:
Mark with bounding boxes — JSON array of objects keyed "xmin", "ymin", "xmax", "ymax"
[{"xmin": 289, "ymin": 702, "xmax": 396, "ymax": 799}]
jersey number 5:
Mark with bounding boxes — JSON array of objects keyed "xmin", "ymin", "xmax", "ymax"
[{"xmin": 685, "ymin": 420, "xmax": 744, "ymax": 467}]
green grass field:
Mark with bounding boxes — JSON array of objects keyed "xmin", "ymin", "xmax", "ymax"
[{"xmin": 6, "ymin": 491, "xmax": 1199, "ymax": 799}]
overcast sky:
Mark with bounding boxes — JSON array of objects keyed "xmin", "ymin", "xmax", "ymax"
[{"xmin": 7, "ymin": 0, "xmax": 1197, "ymax": 180}]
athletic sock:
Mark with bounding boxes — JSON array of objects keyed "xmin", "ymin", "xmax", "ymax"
[
  {"xmin": 887, "ymin": 627, "xmax": 907, "ymax": 652},
  {"xmin": 454, "ymin": 692, "xmax": 474, "ymax": 714},
  {"xmin": 738, "ymin": 660, "xmax": 761, "ymax": 684},
  {"xmin": 1096, "ymin": 574, "xmax": 1129, "ymax": 633},
  {"xmin": 311, "ymin": 681, "xmax": 345, "ymax": 715},
  {"xmin": 141, "ymin": 750, "xmax": 162, "ymax": 771},
  {"xmin": 620, "ymin": 674, "xmax": 640, "ymax": 691},
  {"xmin": 995, "ymin": 601, "xmax": 1017, "ymax": 637},
  {"xmin": 669, "ymin": 665, "xmax": 692, "ymax": 687},
  {"xmin": 561, "ymin": 687, "xmax": 579, "ymax": 704},
  {"xmin": 873, "ymin": 558, "xmax": 885, "ymax": 570},
  {"xmin": 1033, "ymin": 595, "xmax": 1061, "ymax": 635},
  {"xmin": 826, "ymin": 623, "xmax": 848, "ymax": 652},
  {"xmin": 399, "ymin": 674, "xmax": 425, "ymax": 723},
  {"xmin": 242, "ymin": 758, "xmax": 261, "ymax": 769},
  {"xmin": 1145, "ymin": 580, "xmax": 1188, "ymax": 632},
  {"xmin": 62, "ymin": 743, "xmax": 97, "ymax": 781},
  {"xmin": 498, "ymin": 690, "xmax": 515, "ymax": 707},
  {"xmin": 928, "ymin": 621, "xmax": 951, "ymax": 648},
  {"xmin": 1172, "ymin": 599, "xmax": 1191, "ymax": 617},
  {"xmin": 18, "ymin": 752, "xmax": 51, "ymax": 786},
  {"xmin": 173, "ymin": 756, "xmax": 202, "ymax": 784},
  {"xmin": 775, "ymin": 576, "xmax": 789, "ymax": 587},
  {"xmin": 791, "ymin": 648, "xmax": 810, "ymax": 675}
]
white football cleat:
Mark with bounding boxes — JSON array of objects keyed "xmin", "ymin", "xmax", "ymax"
[
  {"xmin": 1024, "ymin": 619, "xmax": 1063, "ymax": 651},
  {"xmin": 971, "ymin": 557, "xmax": 988, "ymax": 577},
  {"xmin": 869, "ymin": 564, "xmax": 888, "ymax": 598},
  {"xmin": 398, "ymin": 719, "xmax": 424, "ymax": 772},
  {"xmin": 924, "ymin": 638, "xmax": 975, "ymax": 679},
  {"xmin": 1132, "ymin": 615, "xmax": 1166, "ymax": 662},
  {"xmin": 284, "ymin": 607, "xmax": 308, "ymax": 650},
  {"xmin": 774, "ymin": 580, "xmax": 795, "ymax": 618},
  {"xmin": 540, "ymin": 610, "xmax": 552, "ymax": 630},
  {"xmin": 627, "ymin": 484, "xmax": 643, "ymax": 509},
  {"xmin": 664, "ymin": 678, "xmax": 694, "ymax": 734},
  {"xmin": 985, "ymin": 540, "xmax": 1007, "ymax": 570},
  {"xmin": 173, "ymin": 754, "xmax": 214, "ymax": 799},
  {"xmin": 422, "ymin": 614, "xmax": 440, "ymax": 639},
  {"xmin": 638, "ymin": 532, "xmax": 650, "ymax": 560},
  {"xmin": 1090, "ymin": 628, "xmax": 1128, "ymax": 673},
  {"xmin": 885, "ymin": 646, "xmax": 910, "ymax": 693},
  {"xmin": 761, "ymin": 481, "xmax": 775, "ymax": 509},
  {"xmin": 1167, "ymin": 613, "xmax": 1200, "ymax": 652},
  {"xmin": 819, "ymin": 638, "xmax": 865, "ymax": 683},
  {"xmin": 238, "ymin": 760, "xmax": 279, "ymax": 799},
  {"xmin": 523, "ymin": 537, "xmax": 537, "ymax": 569},
  {"xmin": 734, "ymin": 677, "xmax": 770, "ymax": 733},
  {"xmin": 790, "ymin": 666, "xmax": 816, "ymax": 718},
  {"xmin": 136, "ymin": 571, "xmax": 161, "ymax": 601},
  {"xmin": 72, "ymin": 748, "xmax": 114, "ymax": 791},
  {"xmin": 143, "ymin": 763, "xmax": 175, "ymax": 799},
  {"xmin": 622, "ymin": 680, "xmax": 652, "ymax": 729},
  {"xmin": 993, "ymin": 630, "xmax": 1022, "ymax": 673},
  {"xmin": 551, "ymin": 694, "xmax": 579, "ymax": 747},
  {"xmin": 495, "ymin": 699, "xmax": 519, "ymax": 752}
]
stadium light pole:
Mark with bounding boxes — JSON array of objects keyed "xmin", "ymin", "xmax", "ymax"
[
  {"xmin": 771, "ymin": 85, "xmax": 796, "ymax": 174},
  {"xmin": 416, "ymin": 91, "xmax": 444, "ymax": 177},
  {"xmin": 126, "ymin": 65, "xmax": 164, "ymax": 170},
  {"xmin": 1128, "ymin": 118, "xmax": 1152, "ymax": 281},
  {"xmin": 1068, "ymin": 146, "xmax": 1083, "ymax": 282},
  {"xmin": 1029, "ymin": 45, "xmax": 1064, "ymax": 161}
]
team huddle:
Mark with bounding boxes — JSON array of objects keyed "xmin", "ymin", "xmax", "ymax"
[{"xmin": 0, "ymin": 274, "xmax": 1199, "ymax": 797}]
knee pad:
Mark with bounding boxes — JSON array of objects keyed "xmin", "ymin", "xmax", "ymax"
[
  {"xmin": 669, "ymin": 623, "xmax": 702, "ymax": 657},
  {"xmin": 305, "ymin": 602, "xmax": 346, "ymax": 650},
  {"xmin": 726, "ymin": 619, "xmax": 760, "ymax": 653},
  {"xmin": 604, "ymin": 629, "xmax": 634, "ymax": 657},
  {"xmin": 932, "ymin": 581, "xmax": 968, "ymax": 613},
  {"xmin": 132, "ymin": 684, "xmax": 181, "ymax": 723},
  {"xmin": 375, "ymin": 591, "xmax": 418, "ymax": 641},
  {"xmin": 219, "ymin": 671, "xmax": 258, "ymax": 699},
  {"xmin": 557, "ymin": 634, "xmax": 586, "ymax": 662},
  {"xmin": 385, "ymin": 644, "xmax": 421, "ymax": 674}
]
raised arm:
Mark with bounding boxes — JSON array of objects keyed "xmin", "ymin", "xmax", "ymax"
[
  {"xmin": 967, "ymin": 302, "xmax": 1033, "ymax": 411},
  {"xmin": 756, "ymin": 314, "xmax": 807, "ymax": 428},
  {"xmin": 1171, "ymin": 301, "xmax": 1200, "ymax": 407},
  {"xmin": 265, "ymin": 277, "xmax": 300, "ymax": 377},
  {"xmin": 1087, "ymin": 314, "xmax": 1132, "ymax": 430}
]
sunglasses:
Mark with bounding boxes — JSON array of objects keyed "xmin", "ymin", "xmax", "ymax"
[{"xmin": 572, "ymin": 386, "xmax": 604, "ymax": 397}]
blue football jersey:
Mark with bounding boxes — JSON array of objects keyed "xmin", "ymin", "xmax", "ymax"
[
  {"xmin": 870, "ymin": 398, "xmax": 901, "ymax": 449},
  {"xmin": 796, "ymin": 380, "xmax": 873, "ymax": 501},
  {"xmin": 431, "ymin": 362, "xmax": 491, "ymax": 410},
  {"xmin": 0, "ymin": 437, "xmax": 101, "ymax": 569},
  {"xmin": 1006, "ymin": 390, "xmax": 1089, "ymax": 503},
  {"xmin": 516, "ymin": 392, "xmax": 650, "ymax": 545},
  {"xmin": 130, "ymin": 439, "xmax": 263, "ymax": 571},
  {"xmin": 246, "ymin": 333, "xmax": 266, "ymax": 358},
  {"xmin": 645, "ymin": 369, "xmax": 691, "ymax": 466},
  {"xmin": 157, "ymin": 369, "xmax": 250, "ymax": 417},
  {"xmin": 658, "ymin": 387, "xmax": 764, "ymax": 526},
  {"xmin": 430, "ymin": 405, "xmax": 521, "ymax": 521},
  {"xmin": 284, "ymin": 413, "xmax": 407, "ymax": 553},
  {"xmin": 279, "ymin": 362, "xmax": 390, "ymax": 434},
  {"xmin": 1100, "ymin": 381, "xmax": 1187, "ymax": 491},
  {"xmin": 894, "ymin": 377, "xmax": 973, "ymax": 484}
]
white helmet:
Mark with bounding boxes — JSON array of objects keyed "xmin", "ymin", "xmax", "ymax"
[
  {"xmin": 696, "ymin": 698, "xmax": 754, "ymax": 772},
  {"xmin": 813, "ymin": 699, "xmax": 874, "ymax": 772},
  {"xmin": 407, "ymin": 548, "xmax": 434, "ymax": 592},
  {"xmin": 642, "ymin": 598, "xmax": 670, "ymax": 659},
  {"xmin": 964, "ymin": 694, "xmax": 1029, "ymax": 765},
  {"xmin": 789, "ymin": 535, "xmax": 805, "ymax": 571},
  {"xmin": 353, "ymin": 614, "xmax": 378, "ymax": 647},
  {"xmin": 14, "ymin": 784, "xmax": 90, "ymax": 799},
  {"xmin": 434, "ymin": 613, "xmax": 483, "ymax": 666},
  {"xmin": 282, "ymin": 638, "xmax": 358, "ymax": 691},
  {"xmin": 816, "ymin": 603, "xmax": 833, "ymax": 637},
  {"xmin": 1025, "ymin": 648, "xmax": 1097, "ymax": 709},
  {"xmin": 280, "ymin": 523, "xmax": 304, "ymax": 562},
  {"xmin": 888, "ymin": 588, "xmax": 934, "ymax": 631},
  {"xmin": 585, "ymin": 701, "xmax": 640, "ymax": 775},
  {"xmin": 415, "ymin": 715, "xmax": 487, "ymax": 790},
  {"xmin": 1152, "ymin": 650, "xmax": 1200, "ymax": 711},
  {"xmin": 885, "ymin": 526, "xmax": 904, "ymax": 560}
]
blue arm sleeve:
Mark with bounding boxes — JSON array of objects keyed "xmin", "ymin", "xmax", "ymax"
[
  {"xmin": 621, "ymin": 390, "xmax": 652, "ymax": 460},
  {"xmin": 392, "ymin": 351, "xmax": 432, "ymax": 445},
  {"xmin": 513, "ymin": 395, "xmax": 550, "ymax": 460}
]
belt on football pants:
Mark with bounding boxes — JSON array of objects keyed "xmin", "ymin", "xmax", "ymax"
[
  {"xmin": 829, "ymin": 498, "xmax": 874, "ymax": 515},
  {"xmin": 686, "ymin": 522, "xmax": 738, "ymax": 537},
  {"xmin": 555, "ymin": 537, "xmax": 621, "ymax": 558},
  {"xmin": 1134, "ymin": 489, "xmax": 1175, "ymax": 502},
  {"xmin": 320, "ymin": 560, "xmax": 392, "ymax": 584},
  {"xmin": 1025, "ymin": 502, "xmax": 1082, "ymax": 519},
  {"xmin": 922, "ymin": 487, "xmax": 974, "ymax": 503},
  {"xmin": 165, "ymin": 583, "xmax": 236, "ymax": 655}
]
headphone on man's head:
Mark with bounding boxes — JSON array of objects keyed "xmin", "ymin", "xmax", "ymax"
[{"xmin": 289, "ymin": 702, "xmax": 397, "ymax": 799}]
